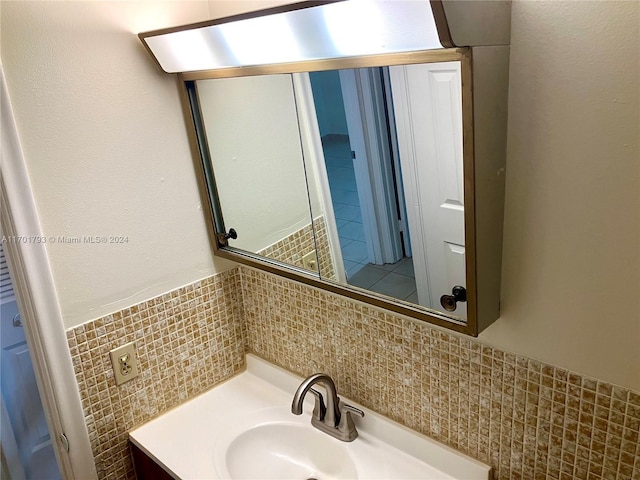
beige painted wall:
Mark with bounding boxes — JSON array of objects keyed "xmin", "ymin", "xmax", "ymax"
[
  {"xmin": 1, "ymin": 0, "xmax": 638, "ymax": 390},
  {"xmin": 480, "ymin": 0, "xmax": 639, "ymax": 390},
  {"xmin": 1, "ymin": 1, "xmax": 234, "ymax": 328},
  {"xmin": 198, "ymin": 75, "xmax": 314, "ymax": 253}
]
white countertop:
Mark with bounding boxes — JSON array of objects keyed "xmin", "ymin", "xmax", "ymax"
[{"xmin": 129, "ymin": 354, "xmax": 492, "ymax": 480}]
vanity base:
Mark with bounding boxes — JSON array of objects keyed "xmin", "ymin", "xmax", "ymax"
[{"xmin": 130, "ymin": 442, "xmax": 173, "ymax": 480}]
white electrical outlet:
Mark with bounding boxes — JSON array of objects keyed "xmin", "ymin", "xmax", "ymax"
[{"xmin": 110, "ymin": 342, "xmax": 139, "ymax": 386}]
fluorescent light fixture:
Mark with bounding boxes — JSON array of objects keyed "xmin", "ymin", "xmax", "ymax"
[
  {"xmin": 218, "ymin": 14, "xmax": 301, "ymax": 66},
  {"xmin": 322, "ymin": 1, "xmax": 385, "ymax": 56},
  {"xmin": 164, "ymin": 29, "xmax": 221, "ymax": 72},
  {"xmin": 140, "ymin": 1, "xmax": 444, "ymax": 74},
  {"xmin": 323, "ymin": 1, "xmax": 442, "ymax": 56}
]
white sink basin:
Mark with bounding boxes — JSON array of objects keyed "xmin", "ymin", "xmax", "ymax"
[
  {"xmin": 223, "ymin": 420, "xmax": 357, "ymax": 479},
  {"xmin": 130, "ymin": 355, "xmax": 492, "ymax": 480}
]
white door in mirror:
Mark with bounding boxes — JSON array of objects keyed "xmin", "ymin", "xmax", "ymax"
[{"xmin": 390, "ymin": 62, "xmax": 467, "ymax": 319}]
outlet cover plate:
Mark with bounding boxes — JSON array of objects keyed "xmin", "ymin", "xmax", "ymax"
[
  {"xmin": 110, "ymin": 341, "xmax": 139, "ymax": 386},
  {"xmin": 302, "ymin": 250, "xmax": 318, "ymax": 271}
]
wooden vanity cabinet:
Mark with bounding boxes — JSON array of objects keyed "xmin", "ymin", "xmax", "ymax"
[{"xmin": 130, "ymin": 442, "xmax": 174, "ymax": 480}]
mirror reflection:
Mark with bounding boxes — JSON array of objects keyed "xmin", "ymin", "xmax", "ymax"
[
  {"xmin": 195, "ymin": 61, "xmax": 466, "ymax": 320},
  {"xmin": 197, "ymin": 74, "xmax": 319, "ymax": 272}
]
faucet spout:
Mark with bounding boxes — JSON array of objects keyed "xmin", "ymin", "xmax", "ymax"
[
  {"xmin": 291, "ymin": 373, "xmax": 340, "ymax": 427},
  {"xmin": 291, "ymin": 373, "xmax": 364, "ymax": 442}
]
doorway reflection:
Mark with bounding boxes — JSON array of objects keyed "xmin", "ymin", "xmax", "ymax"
[
  {"xmin": 310, "ymin": 70, "xmax": 367, "ymax": 279},
  {"xmin": 320, "ymin": 136, "xmax": 368, "ymax": 278},
  {"xmin": 310, "ymin": 69, "xmax": 418, "ymax": 303}
]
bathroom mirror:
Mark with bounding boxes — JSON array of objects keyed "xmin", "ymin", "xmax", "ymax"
[
  {"xmin": 194, "ymin": 59, "xmax": 469, "ymax": 320},
  {"xmin": 195, "ymin": 74, "xmax": 318, "ymax": 271},
  {"xmin": 140, "ymin": 0, "xmax": 510, "ymax": 336}
]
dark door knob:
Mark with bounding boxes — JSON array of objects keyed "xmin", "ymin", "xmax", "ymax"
[
  {"xmin": 440, "ymin": 285, "xmax": 467, "ymax": 312},
  {"xmin": 217, "ymin": 228, "xmax": 237, "ymax": 245}
]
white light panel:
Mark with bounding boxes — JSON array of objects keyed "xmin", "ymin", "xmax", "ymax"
[{"xmin": 142, "ymin": 0, "xmax": 443, "ymax": 73}]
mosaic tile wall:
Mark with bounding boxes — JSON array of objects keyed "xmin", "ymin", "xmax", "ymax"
[
  {"xmin": 240, "ymin": 267, "xmax": 640, "ymax": 480},
  {"xmin": 258, "ymin": 215, "xmax": 336, "ymax": 280},
  {"xmin": 312, "ymin": 215, "xmax": 336, "ymax": 281},
  {"xmin": 68, "ymin": 263, "xmax": 639, "ymax": 480},
  {"xmin": 67, "ymin": 269, "xmax": 245, "ymax": 480}
]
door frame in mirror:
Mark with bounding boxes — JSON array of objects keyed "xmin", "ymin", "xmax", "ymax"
[{"xmin": 176, "ymin": 48, "xmax": 488, "ymax": 336}]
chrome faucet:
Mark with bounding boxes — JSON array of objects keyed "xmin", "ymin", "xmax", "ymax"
[{"xmin": 291, "ymin": 373, "xmax": 364, "ymax": 442}]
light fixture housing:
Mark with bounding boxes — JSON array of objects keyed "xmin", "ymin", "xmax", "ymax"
[{"xmin": 140, "ymin": 1, "xmax": 443, "ymax": 73}]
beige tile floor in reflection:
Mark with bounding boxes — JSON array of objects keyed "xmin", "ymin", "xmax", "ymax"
[{"xmin": 348, "ymin": 256, "xmax": 418, "ymax": 304}]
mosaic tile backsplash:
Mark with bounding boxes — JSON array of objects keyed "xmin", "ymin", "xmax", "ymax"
[
  {"xmin": 240, "ymin": 267, "xmax": 640, "ymax": 480},
  {"xmin": 68, "ymin": 265, "xmax": 640, "ymax": 480},
  {"xmin": 67, "ymin": 269, "xmax": 245, "ymax": 480},
  {"xmin": 258, "ymin": 215, "xmax": 336, "ymax": 280}
]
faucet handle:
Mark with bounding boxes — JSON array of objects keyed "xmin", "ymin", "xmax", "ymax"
[
  {"xmin": 338, "ymin": 403, "xmax": 364, "ymax": 441},
  {"xmin": 341, "ymin": 404, "xmax": 364, "ymax": 418},
  {"xmin": 308, "ymin": 388, "xmax": 326, "ymax": 422}
]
